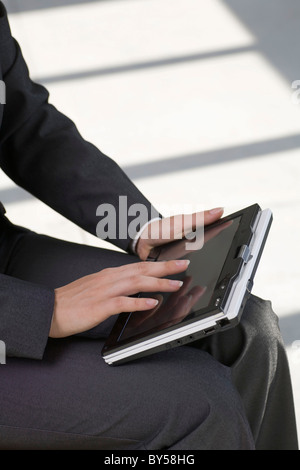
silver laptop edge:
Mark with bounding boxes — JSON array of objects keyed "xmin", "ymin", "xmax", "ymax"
[
  {"xmin": 103, "ymin": 209, "xmax": 272, "ymax": 365},
  {"xmin": 223, "ymin": 208, "xmax": 272, "ymax": 320}
]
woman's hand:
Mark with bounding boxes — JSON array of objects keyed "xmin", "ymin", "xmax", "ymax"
[
  {"xmin": 50, "ymin": 259, "xmax": 190, "ymax": 338},
  {"xmin": 136, "ymin": 208, "xmax": 224, "ymax": 260},
  {"xmin": 127, "ymin": 276, "xmax": 206, "ymax": 331}
]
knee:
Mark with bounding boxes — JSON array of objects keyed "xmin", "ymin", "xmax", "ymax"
[
  {"xmin": 240, "ymin": 294, "xmax": 288, "ymax": 383},
  {"xmin": 243, "ymin": 294, "xmax": 283, "ymax": 345},
  {"xmin": 136, "ymin": 350, "xmax": 254, "ymax": 449}
]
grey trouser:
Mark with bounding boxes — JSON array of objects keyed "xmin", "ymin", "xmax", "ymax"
[{"xmin": 0, "ymin": 223, "xmax": 298, "ymax": 450}]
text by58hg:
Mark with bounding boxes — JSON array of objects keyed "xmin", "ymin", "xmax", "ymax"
[{"xmin": 104, "ymin": 454, "xmax": 195, "ymax": 467}]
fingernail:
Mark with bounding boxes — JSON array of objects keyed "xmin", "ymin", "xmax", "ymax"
[
  {"xmin": 209, "ymin": 207, "xmax": 224, "ymax": 215},
  {"xmin": 169, "ymin": 280, "xmax": 183, "ymax": 287},
  {"xmin": 176, "ymin": 260, "xmax": 190, "ymax": 267},
  {"xmin": 146, "ymin": 299, "xmax": 159, "ymax": 306}
]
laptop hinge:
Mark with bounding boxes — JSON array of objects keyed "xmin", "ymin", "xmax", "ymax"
[{"xmin": 238, "ymin": 245, "xmax": 252, "ymax": 264}]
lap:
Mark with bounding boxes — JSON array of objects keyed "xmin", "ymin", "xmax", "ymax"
[
  {"xmin": 3, "ymin": 225, "xmax": 291, "ymax": 449},
  {"xmin": 0, "ymin": 335, "xmax": 253, "ymax": 450},
  {"xmin": 0, "ymin": 227, "xmax": 256, "ymax": 449}
]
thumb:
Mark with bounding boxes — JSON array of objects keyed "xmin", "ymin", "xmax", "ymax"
[
  {"xmin": 203, "ymin": 207, "xmax": 224, "ymax": 226},
  {"xmin": 181, "ymin": 207, "xmax": 224, "ymax": 232}
]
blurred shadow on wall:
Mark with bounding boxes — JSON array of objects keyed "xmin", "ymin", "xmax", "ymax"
[
  {"xmin": 4, "ymin": 0, "xmax": 116, "ymax": 14},
  {"xmin": 2, "ymin": 0, "xmax": 300, "ymax": 200},
  {"xmin": 6, "ymin": 0, "xmax": 300, "ymax": 85},
  {"xmin": 279, "ymin": 312, "xmax": 300, "ymax": 347},
  {"xmin": 223, "ymin": 0, "xmax": 300, "ymax": 85},
  {"xmin": 6, "ymin": 0, "xmax": 300, "ymax": 87},
  {"xmin": 123, "ymin": 133, "xmax": 300, "ymax": 180}
]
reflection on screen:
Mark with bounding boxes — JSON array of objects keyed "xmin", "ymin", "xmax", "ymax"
[{"xmin": 118, "ymin": 216, "xmax": 241, "ymax": 342}]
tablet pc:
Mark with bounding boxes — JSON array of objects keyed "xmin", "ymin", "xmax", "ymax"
[{"xmin": 102, "ymin": 204, "xmax": 273, "ymax": 365}]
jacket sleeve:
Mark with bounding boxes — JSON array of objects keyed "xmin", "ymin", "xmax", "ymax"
[
  {"xmin": 0, "ymin": 6, "xmax": 159, "ymax": 253},
  {"xmin": 0, "ymin": 4, "xmax": 159, "ymax": 360},
  {"xmin": 0, "ymin": 273, "xmax": 55, "ymax": 360}
]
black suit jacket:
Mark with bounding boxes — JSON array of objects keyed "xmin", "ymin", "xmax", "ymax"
[{"xmin": 0, "ymin": 3, "xmax": 158, "ymax": 359}]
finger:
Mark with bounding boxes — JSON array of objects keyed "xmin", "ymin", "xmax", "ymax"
[
  {"xmin": 163, "ymin": 276, "xmax": 193, "ymax": 310},
  {"xmin": 203, "ymin": 208, "xmax": 224, "ymax": 226},
  {"xmin": 176, "ymin": 209, "xmax": 224, "ymax": 246},
  {"xmin": 132, "ymin": 295, "xmax": 190, "ymax": 331},
  {"xmin": 106, "ymin": 274, "xmax": 185, "ymax": 298},
  {"xmin": 101, "ymin": 295, "xmax": 160, "ymax": 318},
  {"xmin": 137, "ymin": 208, "xmax": 224, "ymax": 260},
  {"xmin": 166, "ymin": 208, "xmax": 224, "ymax": 239},
  {"xmin": 173, "ymin": 275, "xmax": 193, "ymax": 296},
  {"xmin": 184, "ymin": 219, "xmax": 232, "ymax": 253},
  {"xmin": 104, "ymin": 259, "xmax": 190, "ymax": 281},
  {"xmin": 128, "ymin": 294, "xmax": 164, "ymax": 326},
  {"xmin": 137, "ymin": 242, "xmax": 153, "ymax": 261},
  {"xmin": 140, "ymin": 295, "xmax": 192, "ymax": 331}
]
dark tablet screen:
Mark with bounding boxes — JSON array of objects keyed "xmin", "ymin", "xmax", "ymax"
[{"xmin": 117, "ymin": 215, "xmax": 241, "ymax": 342}]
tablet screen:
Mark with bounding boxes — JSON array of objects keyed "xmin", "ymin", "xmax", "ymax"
[{"xmin": 118, "ymin": 216, "xmax": 241, "ymax": 342}]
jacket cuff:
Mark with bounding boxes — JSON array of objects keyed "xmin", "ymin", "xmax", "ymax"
[
  {"xmin": 129, "ymin": 217, "xmax": 162, "ymax": 255},
  {"xmin": 0, "ymin": 274, "xmax": 55, "ymax": 360}
]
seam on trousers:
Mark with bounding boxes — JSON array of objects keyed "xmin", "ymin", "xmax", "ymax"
[{"xmin": 0, "ymin": 423, "xmax": 146, "ymax": 450}]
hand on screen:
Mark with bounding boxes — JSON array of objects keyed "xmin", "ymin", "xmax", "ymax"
[
  {"xmin": 153, "ymin": 220, "xmax": 233, "ymax": 261},
  {"xmin": 136, "ymin": 208, "xmax": 224, "ymax": 260},
  {"xmin": 126, "ymin": 276, "xmax": 206, "ymax": 331},
  {"xmin": 50, "ymin": 259, "xmax": 190, "ymax": 338}
]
